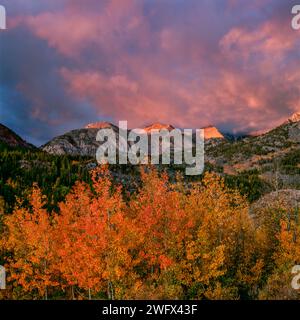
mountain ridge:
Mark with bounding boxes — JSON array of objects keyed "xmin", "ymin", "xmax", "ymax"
[
  {"xmin": 0, "ymin": 123, "xmax": 35, "ymax": 149},
  {"xmin": 1, "ymin": 113, "xmax": 299, "ymax": 203},
  {"xmin": 42, "ymin": 122, "xmax": 226, "ymax": 156},
  {"xmin": 41, "ymin": 111, "xmax": 300, "ymax": 157}
]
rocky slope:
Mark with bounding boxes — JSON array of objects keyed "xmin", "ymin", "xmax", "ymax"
[
  {"xmin": 0, "ymin": 123, "xmax": 35, "ymax": 149},
  {"xmin": 42, "ymin": 128, "xmax": 101, "ymax": 156},
  {"xmin": 42, "ymin": 122, "xmax": 132, "ymax": 157},
  {"xmin": 205, "ymin": 112, "xmax": 300, "ymax": 189},
  {"xmin": 251, "ymin": 189, "xmax": 300, "ymax": 212},
  {"xmin": 206, "ymin": 112, "xmax": 300, "ymax": 162}
]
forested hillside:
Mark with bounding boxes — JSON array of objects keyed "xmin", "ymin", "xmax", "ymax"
[{"xmin": 0, "ymin": 118, "xmax": 299, "ymax": 300}]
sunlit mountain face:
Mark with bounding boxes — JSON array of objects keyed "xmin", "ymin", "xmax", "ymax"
[{"xmin": 1, "ymin": 0, "xmax": 300, "ymax": 146}]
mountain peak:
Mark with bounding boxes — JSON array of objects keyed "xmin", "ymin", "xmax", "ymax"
[
  {"xmin": 202, "ymin": 126, "xmax": 224, "ymax": 139},
  {"xmin": 288, "ymin": 111, "xmax": 300, "ymax": 123},
  {"xmin": 85, "ymin": 122, "xmax": 117, "ymax": 129},
  {"xmin": 143, "ymin": 123, "xmax": 175, "ymax": 132}
]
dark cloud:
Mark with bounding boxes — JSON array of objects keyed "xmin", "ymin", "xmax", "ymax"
[{"xmin": 0, "ymin": 12, "xmax": 99, "ymax": 145}]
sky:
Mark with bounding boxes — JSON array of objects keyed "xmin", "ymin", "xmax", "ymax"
[{"xmin": 0, "ymin": 0, "xmax": 300, "ymax": 146}]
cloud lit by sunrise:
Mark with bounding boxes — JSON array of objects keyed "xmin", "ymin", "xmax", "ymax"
[{"xmin": 0, "ymin": 0, "xmax": 300, "ymax": 145}]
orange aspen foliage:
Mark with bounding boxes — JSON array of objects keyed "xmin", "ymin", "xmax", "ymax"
[
  {"xmin": 3, "ymin": 184, "xmax": 56, "ymax": 299},
  {"xmin": 52, "ymin": 180, "xmax": 98, "ymax": 297},
  {"xmin": 177, "ymin": 173, "xmax": 263, "ymax": 299},
  {"xmin": 88, "ymin": 167, "xmax": 128, "ymax": 299},
  {"xmin": 258, "ymin": 208, "xmax": 300, "ymax": 300},
  {"xmin": 1, "ymin": 166, "xmax": 272, "ymax": 300}
]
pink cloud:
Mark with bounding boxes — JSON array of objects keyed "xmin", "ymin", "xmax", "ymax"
[
  {"xmin": 5, "ymin": 0, "xmax": 300, "ymax": 136},
  {"xmin": 20, "ymin": 0, "xmax": 150, "ymax": 58},
  {"xmin": 60, "ymin": 67, "xmax": 186, "ymax": 128},
  {"xmin": 220, "ymin": 20, "xmax": 299, "ymax": 63},
  {"xmin": 25, "ymin": 12, "xmax": 99, "ymax": 57}
]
